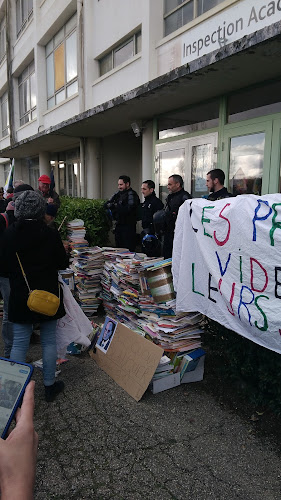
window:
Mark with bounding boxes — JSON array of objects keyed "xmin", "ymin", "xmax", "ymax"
[
  {"xmin": 25, "ymin": 157, "xmax": 39, "ymax": 188},
  {"xmin": 0, "ymin": 18, "xmax": 6, "ymax": 63},
  {"xmin": 228, "ymin": 81, "xmax": 281, "ymax": 124},
  {"xmin": 229, "ymin": 133, "xmax": 264, "ymax": 196},
  {"xmin": 18, "ymin": 61, "xmax": 36, "ymax": 126},
  {"xmin": 164, "ymin": 0, "xmax": 224, "ymax": 36},
  {"xmin": 16, "ymin": 0, "xmax": 33, "ymax": 37},
  {"xmin": 99, "ymin": 31, "xmax": 141, "ymax": 76},
  {"xmin": 4, "ymin": 162, "xmax": 10, "ymax": 182},
  {"xmin": 46, "ymin": 15, "xmax": 78, "ymax": 110},
  {"xmin": 0, "ymin": 92, "xmax": 9, "ymax": 137},
  {"xmin": 158, "ymin": 98, "xmax": 219, "ymax": 139}
]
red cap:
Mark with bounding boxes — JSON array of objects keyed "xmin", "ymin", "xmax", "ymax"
[{"xmin": 38, "ymin": 175, "xmax": 51, "ymax": 184}]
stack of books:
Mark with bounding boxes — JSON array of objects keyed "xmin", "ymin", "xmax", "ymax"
[
  {"xmin": 152, "ymin": 355, "xmax": 174, "ymax": 380},
  {"xmin": 67, "ymin": 219, "xmax": 89, "ymax": 254},
  {"xmin": 71, "ymin": 246, "xmax": 104, "ymax": 316},
  {"xmin": 100, "ymin": 251, "xmax": 203, "ymax": 353}
]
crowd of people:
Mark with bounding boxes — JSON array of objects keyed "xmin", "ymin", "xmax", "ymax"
[
  {"xmin": 105, "ymin": 168, "xmax": 232, "ymax": 259},
  {"xmin": 0, "ymin": 176, "xmax": 68, "ymax": 402},
  {"xmin": 0, "ymin": 167, "xmax": 231, "ymax": 496}
]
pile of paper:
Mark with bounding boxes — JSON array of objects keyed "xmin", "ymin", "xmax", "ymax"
[
  {"xmin": 152, "ymin": 355, "xmax": 174, "ymax": 380},
  {"xmin": 67, "ymin": 219, "xmax": 89, "ymax": 253},
  {"xmin": 71, "ymin": 246, "xmax": 104, "ymax": 316},
  {"xmin": 100, "ymin": 251, "xmax": 203, "ymax": 352}
]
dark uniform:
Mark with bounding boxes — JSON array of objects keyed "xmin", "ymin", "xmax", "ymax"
[
  {"xmin": 104, "ymin": 188, "xmax": 140, "ymax": 251},
  {"xmin": 207, "ymin": 187, "xmax": 233, "ymax": 201},
  {"xmin": 141, "ymin": 192, "xmax": 164, "ymax": 234},
  {"xmin": 163, "ymin": 188, "xmax": 191, "ymax": 259},
  {"xmin": 141, "ymin": 192, "xmax": 163, "ymax": 257}
]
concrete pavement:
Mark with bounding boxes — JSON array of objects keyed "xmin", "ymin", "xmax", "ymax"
[{"xmin": 21, "ymin": 341, "xmax": 281, "ymax": 500}]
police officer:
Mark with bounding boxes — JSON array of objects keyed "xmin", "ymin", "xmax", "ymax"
[
  {"xmin": 141, "ymin": 180, "xmax": 163, "ymax": 257},
  {"xmin": 104, "ymin": 175, "xmax": 140, "ymax": 251},
  {"xmin": 163, "ymin": 174, "xmax": 191, "ymax": 259},
  {"xmin": 206, "ymin": 168, "xmax": 233, "ymax": 201}
]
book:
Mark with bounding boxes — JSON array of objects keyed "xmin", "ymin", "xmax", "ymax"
[{"xmin": 179, "ymin": 348, "xmax": 206, "ymax": 379}]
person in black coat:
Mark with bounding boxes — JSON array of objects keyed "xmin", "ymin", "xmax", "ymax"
[
  {"xmin": 104, "ymin": 175, "xmax": 140, "ymax": 251},
  {"xmin": 141, "ymin": 180, "xmax": 163, "ymax": 257},
  {"xmin": 0, "ymin": 191, "xmax": 69, "ymax": 402},
  {"xmin": 163, "ymin": 174, "xmax": 192, "ymax": 259},
  {"xmin": 206, "ymin": 168, "xmax": 233, "ymax": 201}
]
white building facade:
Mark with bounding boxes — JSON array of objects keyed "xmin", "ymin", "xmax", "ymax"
[{"xmin": 0, "ymin": 0, "xmax": 281, "ymax": 202}]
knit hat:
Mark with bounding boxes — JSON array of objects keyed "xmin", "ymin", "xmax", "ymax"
[
  {"xmin": 13, "ymin": 183, "xmax": 34, "ymax": 200},
  {"xmin": 15, "ymin": 191, "xmax": 46, "ymax": 220},
  {"xmin": 38, "ymin": 175, "xmax": 51, "ymax": 184},
  {"xmin": 46, "ymin": 203, "xmax": 58, "ymax": 217}
]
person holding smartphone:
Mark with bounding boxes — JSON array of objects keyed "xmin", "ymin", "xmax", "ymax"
[
  {"xmin": 0, "ymin": 381, "xmax": 38, "ymax": 499},
  {"xmin": 0, "ymin": 191, "xmax": 69, "ymax": 402}
]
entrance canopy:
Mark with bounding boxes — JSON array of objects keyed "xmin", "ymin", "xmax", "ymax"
[{"xmin": 2, "ymin": 23, "xmax": 281, "ymax": 158}]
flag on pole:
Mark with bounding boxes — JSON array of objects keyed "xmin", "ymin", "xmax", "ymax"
[
  {"xmin": 49, "ymin": 168, "xmax": 55, "ymax": 198},
  {"xmin": 4, "ymin": 159, "xmax": 14, "ymax": 197}
]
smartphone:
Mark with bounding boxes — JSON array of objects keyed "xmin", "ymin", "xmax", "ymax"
[{"xmin": 0, "ymin": 357, "xmax": 33, "ymax": 439}]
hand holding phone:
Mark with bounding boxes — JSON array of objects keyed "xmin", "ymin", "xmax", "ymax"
[
  {"xmin": 0, "ymin": 381, "xmax": 38, "ymax": 500},
  {"xmin": 0, "ymin": 358, "xmax": 34, "ymax": 439}
]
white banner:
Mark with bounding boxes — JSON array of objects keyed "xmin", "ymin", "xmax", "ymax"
[{"xmin": 173, "ymin": 194, "xmax": 281, "ymax": 354}]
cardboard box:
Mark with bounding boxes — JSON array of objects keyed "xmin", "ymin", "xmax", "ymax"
[
  {"xmin": 181, "ymin": 355, "xmax": 205, "ymax": 383},
  {"xmin": 149, "ymin": 372, "xmax": 181, "ymax": 394}
]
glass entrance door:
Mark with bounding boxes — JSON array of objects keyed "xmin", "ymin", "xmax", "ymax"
[
  {"xmin": 229, "ymin": 133, "xmax": 265, "ymax": 196},
  {"xmin": 155, "ymin": 133, "xmax": 218, "ymax": 202},
  {"xmin": 158, "ymin": 148, "xmax": 185, "ymax": 204},
  {"xmin": 222, "ymin": 120, "xmax": 272, "ymax": 195}
]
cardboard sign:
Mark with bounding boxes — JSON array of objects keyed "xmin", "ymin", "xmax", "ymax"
[
  {"xmin": 173, "ymin": 195, "xmax": 281, "ymax": 355},
  {"xmin": 90, "ymin": 322, "xmax": 163, "ymax": 401}
]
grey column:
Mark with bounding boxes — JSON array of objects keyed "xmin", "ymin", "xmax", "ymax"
[{"xmin": 85, "ymin": 138, "xmax": 101, "ymax": 199}]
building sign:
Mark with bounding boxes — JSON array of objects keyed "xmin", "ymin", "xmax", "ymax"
[
  {"xmin": 181, "ymin": 0, "xmax": 281, "ymax": 64},
  {"xmin": 173, "ymin": 195, "xmax": 281, "ymax": 354}
]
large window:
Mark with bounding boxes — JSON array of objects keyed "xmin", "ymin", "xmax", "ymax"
[
  {"xmin": 0, "ymin": 18, "xmax": 6, "ymax": 63},
  {"xmin": 16, "ymin": 0, "xmax": 33, "ymax": 37},
  {"xmin": 46, "ymin": 15, "xmax": 78, "ymax": 110},
  {"xmin": 0, "ymin": 92, "xmax": 9, "ymax": 137},
  {"xmin": 18, "ymin": 61, "xmax": 36, "ymax": 126},
  {"xmin": 164, "ymin": 0, "xmax": 224, "ymax": 36},
  {"xmin": 158, "ymin": 98, "xmax": 219, "ymax": 139},
  {"xmin": 99, "ymin": 31, "xmax": 141, "ymax": 76}
]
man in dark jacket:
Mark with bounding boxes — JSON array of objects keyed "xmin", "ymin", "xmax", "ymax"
[
  {"xmin": 163, "ymin": 174, "xmax": 191, "ymax": 259},
  {"xmin": 141, "ymin": 180, "xmax": 163, "ymax": 257},
  {"xmin": 206, "ymin": 169, "xmax": 233, "ymax": 201},
  {"xmin": 104, "ymin": 175, "xmax": 140, "ymax": 252}
]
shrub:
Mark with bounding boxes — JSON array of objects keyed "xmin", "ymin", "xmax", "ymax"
[
  {"xmin": 204, "ymin": 318, "xmax": 281, "ymax": 416},
  {"xmin": 56, "ymin": 196, "xmax": 111, "ymax": 247}
]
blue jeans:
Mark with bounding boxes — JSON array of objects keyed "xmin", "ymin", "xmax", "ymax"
[
  {"xmin": 10, "ymin": 320, "xmax": 58, "ymax": 386},
  {"xmin": 0, "ymin": 277, "xmax": 13, "ymax": 357}
]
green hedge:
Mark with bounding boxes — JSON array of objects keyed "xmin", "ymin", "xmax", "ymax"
[
  {"xmin": 56, "ymin": 196, "xmax": 111, "ymax": 247},
  {"xmin": 204, "ymin": 318, "xmax": 281, "ymax": 415}
]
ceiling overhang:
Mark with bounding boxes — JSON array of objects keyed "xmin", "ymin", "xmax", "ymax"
[{"xmin": 2, "ymin": 21, "xmax": 281, "ymax": 158}]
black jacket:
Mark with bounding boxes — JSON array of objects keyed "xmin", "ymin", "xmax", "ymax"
[
  {"xmin": 141, "ymin": 192, "xmax": 164, "ymax": 233},
  {"xmin": 0, "ymin": 219, "xmax": 69, "ymax": 323},
  {"xmin": 207, "ymin": 187, "xmax": 233, "ymax": 201},
  {"xmin": 165, "ymin": 189, "xmax": 192, "ymax": 233},
  {"xmin": 104, "ymin": 188, "xmax": 140, "ymax": 226}
]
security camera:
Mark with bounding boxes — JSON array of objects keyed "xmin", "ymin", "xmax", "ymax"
[{"xmin": 131, "ymin": 122, "xmax": 142, "ymax": 137}]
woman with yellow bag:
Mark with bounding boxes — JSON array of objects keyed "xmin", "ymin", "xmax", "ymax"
[{"xmin": 0, "ymin": 191, "xmax": 69, "ymax": 402}]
